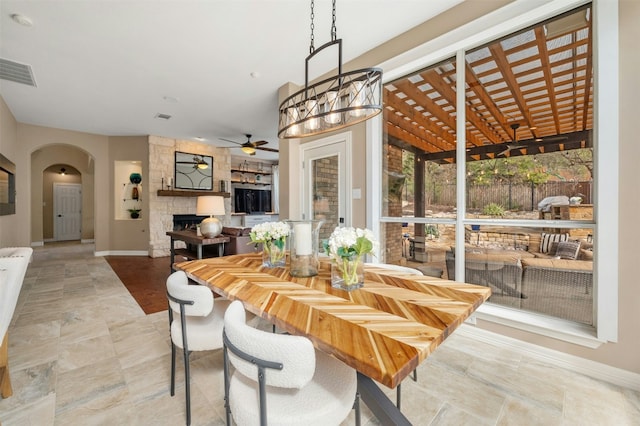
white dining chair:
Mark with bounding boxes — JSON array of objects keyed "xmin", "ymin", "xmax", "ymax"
[
  {"xmin": 166, "ymin": 270, "xmax": 231, "ymax": 426},
  {"xmin": 365, "ymin": 262, "xmax": 423, "ymax": 410},
  {"xmin": 222, "ymin": 300, "xmax": 360, "ymax": 426}
]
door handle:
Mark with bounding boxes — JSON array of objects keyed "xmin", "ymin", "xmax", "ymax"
[{"xmin": 58, "ymin": 214, "xmax": 63, "ymax": 217}]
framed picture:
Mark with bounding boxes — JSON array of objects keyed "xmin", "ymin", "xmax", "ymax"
[{"xmin": 174, "ymin": 151, "xmax": 213, "ymax": 190}]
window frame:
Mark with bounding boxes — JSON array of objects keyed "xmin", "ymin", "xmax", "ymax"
[{"xmin": 369, "ymin": 0, "xmax": 618, "ymax": 346}]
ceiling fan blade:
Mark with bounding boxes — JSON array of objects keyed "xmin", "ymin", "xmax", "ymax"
[
  {"xmin": 256, "ymin": 146, "xmax": 279, "ymax": 153},
  {"xmin": 219, "ymin": 137, "xmax": 242, "ymax": 146},
  {"xmin": 251, "ymin": 140, "xmax": 268, "ymax": 147}
]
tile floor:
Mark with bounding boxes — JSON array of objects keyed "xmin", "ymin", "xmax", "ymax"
[{"xmin": 1, "ymin": 243, "xmax": 639, "ymax": 425}]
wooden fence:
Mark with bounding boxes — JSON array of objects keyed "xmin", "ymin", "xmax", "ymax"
[{"xmin": 425, "ymin": 181, "xmax": 593, "ymax": 211}]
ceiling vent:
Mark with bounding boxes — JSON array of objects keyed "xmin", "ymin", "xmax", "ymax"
[
  {"xmin": 0, "ymin": 58, "xmax": 37, "ymax": 87},
  {"xmin": 155, "ymin": 113, "xmax": 172, "ymax": 120}
]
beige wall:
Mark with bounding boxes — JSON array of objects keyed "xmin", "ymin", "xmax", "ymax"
[
  {"xmin": 14, "ymin": 124, "xmax": 109, "ymax": 250},
  {"xmin": 279, "ymin": 0, "xmax": 640, "ymax": 375},
  {"xmin": 0, "ymin": 97, "xmax": 20, "ymax": 246}
]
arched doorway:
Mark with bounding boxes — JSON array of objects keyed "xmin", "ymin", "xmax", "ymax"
[{"xmin": 31, "ymin": 145, "xmax": 95, "ymax": 246}]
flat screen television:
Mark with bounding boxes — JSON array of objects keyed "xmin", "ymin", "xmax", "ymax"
[{"xmin": 234, "ymin": 188, "xmax": 271, "ymax": 214}]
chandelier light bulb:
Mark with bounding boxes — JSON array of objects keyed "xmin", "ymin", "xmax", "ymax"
[{"xmin": 324, "ymin": 91, "xmax": 341, "ymax": 124}]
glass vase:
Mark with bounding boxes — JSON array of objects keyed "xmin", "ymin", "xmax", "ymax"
[
  {"xmin": 262, "ymin": 239, "xmax": 286, "ymax": 268},
  {"xmin": 331, "ymin": 255, "xmax": 364, "ymax": 290},
  {"xmin": 287, "ymin": 219, "xmax": 324, "ymax": 277}
]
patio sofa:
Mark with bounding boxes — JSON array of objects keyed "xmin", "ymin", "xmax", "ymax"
[
  {"xmin": 0, "ymin": 247, "xmax": 33, "ymax": 398},
  {"xmin": 446, "ymin": 244, "xmax": 593, "ymax": 324}
]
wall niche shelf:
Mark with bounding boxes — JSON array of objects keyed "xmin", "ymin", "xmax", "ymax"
[{"xmin": 157, "ymin": 190, "xmax": 230, "ymax": 198}]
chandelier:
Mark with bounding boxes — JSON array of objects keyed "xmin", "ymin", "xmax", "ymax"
[{"xmin": 277, "ymin": 0, "xmax": 383, "ymax": 139}]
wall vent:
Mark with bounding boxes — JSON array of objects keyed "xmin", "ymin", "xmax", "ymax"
[
  {"xmin": 155, "ymin": 113, "xmax": 172, "ymax": 120},
  {"xmin": 0, "ymin": 58, "xmax": 37, "ymax": 87}
]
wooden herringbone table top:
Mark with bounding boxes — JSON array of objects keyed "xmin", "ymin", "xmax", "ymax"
[{"xmin": 176, "ymin": 253, "xmax": 490, "ymax": 388}]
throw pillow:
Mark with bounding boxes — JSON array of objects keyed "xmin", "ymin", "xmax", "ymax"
[
  {"xmin": 556, "ymin": 240, "xmax": 581, "ymax": 260},
  {"xmin": 540, "ymin": 232, "xmax": 569, "ymax": 253}
]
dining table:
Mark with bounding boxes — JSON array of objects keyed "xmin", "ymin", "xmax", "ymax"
[{"xmin": 175, "ymin": 253, "xmax": 491, "ymax": 425}]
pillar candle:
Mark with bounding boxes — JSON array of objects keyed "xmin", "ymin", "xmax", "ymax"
[{"xmin": 294, "ymin": 223, "xmax": 312, "ymax": 256}]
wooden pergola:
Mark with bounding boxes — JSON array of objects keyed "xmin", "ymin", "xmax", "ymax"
[{"xmin": 384, "ymin": 5, "xmax": 593, "ymax": 164}]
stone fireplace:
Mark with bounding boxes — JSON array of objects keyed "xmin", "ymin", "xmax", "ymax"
[{"xmin": 148, "ymin": 136, "xmax": 231, "ymax": 257}]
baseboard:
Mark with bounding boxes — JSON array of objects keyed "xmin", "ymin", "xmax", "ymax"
[
  {"xmin": 95, "ymin": 250, "xmax": 149, "ymax": 257},
  {"xmin": 81, "ymin": 239, "xmax": 95, "ymax": 244},
  {"xmin": 30, "ymin": 241, "xmax": 44, "ymax": 247},
  {"xmin": 457, "ymin": 324, "xmax": 640, "ymax": 391}
]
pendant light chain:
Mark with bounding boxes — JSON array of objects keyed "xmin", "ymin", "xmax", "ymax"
[
  {"xmin": 331, "ymin": 0, "xmax": 337, "ymax": 41},
  {"xmin": 309, "ymin": 0, "xmax": 315, "ymax": 54}
]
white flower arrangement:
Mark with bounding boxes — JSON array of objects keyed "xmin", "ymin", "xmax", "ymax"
[
  {"xmin": 324, "ymin": 226, "xmax": 378, "ymax": 261},
  {"xmin": 249, "ymin": 221, "xmax": 290, "ymax": 246},
  {"xmin": 250, "ymin": 221, "xmax": 290, "ymax": 267}
]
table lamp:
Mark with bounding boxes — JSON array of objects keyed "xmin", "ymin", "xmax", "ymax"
[{"xmin": 196, "ymin": 196, "xmax": 225, "ymax": 238}]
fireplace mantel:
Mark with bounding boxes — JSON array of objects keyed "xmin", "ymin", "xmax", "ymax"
[{"xmin": 157, "ymin": 190, "xmax": 230, "ymax": 198}]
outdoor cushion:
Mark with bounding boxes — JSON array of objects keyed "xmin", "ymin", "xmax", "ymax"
[
  {"xmin": 540, "ymin": 232, "xmax": 569, "ymax": 253},
  {"xmin": 521, "ymin": 257, "xmax": 593, "ymax": 272},
  {"xmin": 556, "ymin": 240, "xmax": 581, "ymax": 260}
]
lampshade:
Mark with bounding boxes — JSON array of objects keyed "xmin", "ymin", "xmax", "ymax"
[
  {"xmin": 241, "ymin": 145, "xmax": 256, "ymax": 155},
  {"xmin": 196, "ymin": 196, "xmax": 225, "ymax": 217}
]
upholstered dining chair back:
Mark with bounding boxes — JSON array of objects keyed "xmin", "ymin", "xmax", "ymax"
[
  {"xmin": 223, "ymin": 300, "xmax": 315, "ymax": 389},
  {"xmin": 222, "ymin": 300, "xmax": 360, "ymax": 426},
  {"xmin": 167, "ymin": 270, "xmax": 213, "ymax": 317}
]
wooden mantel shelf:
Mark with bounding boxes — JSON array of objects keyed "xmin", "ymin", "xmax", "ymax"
[{"xmin": 157, "ymin": 190, "xmax": 230, "ymax": 198}]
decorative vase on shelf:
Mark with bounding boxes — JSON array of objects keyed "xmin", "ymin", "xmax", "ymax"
[
  {"xmin": 129, "ymin": 173, "xmax": 142, "ymax": 184},
  {"xmin": 261, "ymin": 240, "xmax": 286, "ymax": 268},
  {"xmin": 331, "ymin": 254, "xmax": 364, "ymax": 290}
]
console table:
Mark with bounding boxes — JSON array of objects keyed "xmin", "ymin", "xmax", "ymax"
[{"xmin": 166, "ymin": 230, "xmax": 230, "ymax": 270}]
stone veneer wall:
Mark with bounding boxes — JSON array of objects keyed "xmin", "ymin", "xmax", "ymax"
[{"xmin": 148, "ymin": 136, "xmax": 231, "ymax": 257}]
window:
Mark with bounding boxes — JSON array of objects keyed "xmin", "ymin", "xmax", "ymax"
[{"xmin": 376, "ymin": 1, "xmax": 617, "ymax": 345}]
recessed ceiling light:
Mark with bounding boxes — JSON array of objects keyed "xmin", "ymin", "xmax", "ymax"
[
  {"xmin": 250, "ymin": 71, "xmax": 260, "ymax": 79},
  {"xmin": 11, "ymin": 13, "xmax": 33, "ymax": 27},
  {"xmin": 154, "ymin": 113, "xmax": 172, "ymax": 120},
  {"xmin": 194, "ymin": 137, "xmax": 205, "ymax": 141},
  {"xmin": 163, "ymin": 96, "xmax": 179, "ymax": 103}
]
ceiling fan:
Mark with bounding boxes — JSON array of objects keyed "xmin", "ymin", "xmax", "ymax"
[
  {"xmin": 498, "ymin": 123, "xmax": 527, "ymax": 157},
  {"xmin": 219, "ymin": 134, "xmax": 279, "ymax": 156},
  {"xmin": 176, "ymin": 155, "xmax": 209, "ymax": 169},
  {"xmin": 497, "ymin": 123, "xmax": 569, "ymax": 157}
]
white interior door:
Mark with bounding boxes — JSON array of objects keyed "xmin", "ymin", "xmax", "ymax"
[
  {"xmin": 302, "ymin": 132, "xmax": 351, "ymax": 245},
  {"xmin": 54, "ymin": 183, "xmax": 82, "ymax": 241}
]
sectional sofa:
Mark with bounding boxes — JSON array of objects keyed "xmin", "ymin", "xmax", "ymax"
[{"xmin": 445, "ymin": 234, "xmax": 593, "ymax": 324}]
